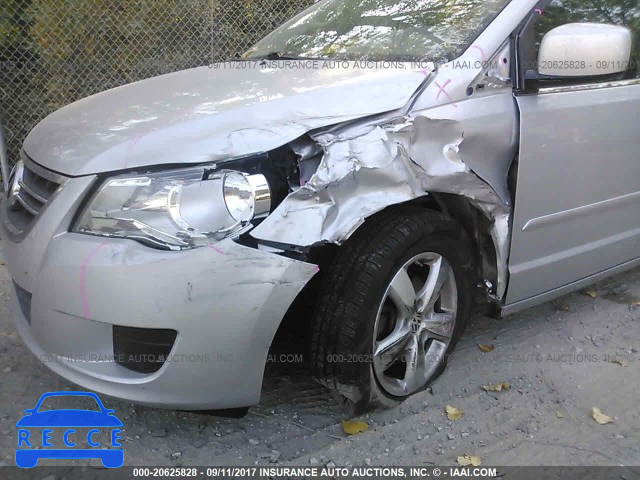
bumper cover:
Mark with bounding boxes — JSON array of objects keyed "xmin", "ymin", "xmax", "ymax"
[{"xmin": 1, "ymin": 176, "xmax": 317, "ymax": 409}]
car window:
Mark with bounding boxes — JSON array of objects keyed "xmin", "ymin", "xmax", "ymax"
[
  {"xmin": 36, "ymin": 395, "xmax": 102, "ymax": 412},
  {"xmin": 245, "ymin": 0, "xmax": 512, "ymax": 63},
  {"xmin": 533, "ymin": 0, "xmax": 640, "ymax": 79}
]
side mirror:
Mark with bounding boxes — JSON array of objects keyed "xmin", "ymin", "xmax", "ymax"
[{"xmin": 536, "ymin": 23, "xmax": 633, "ymax": 78}]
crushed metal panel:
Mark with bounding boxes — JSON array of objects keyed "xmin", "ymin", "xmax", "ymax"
[
  {"xmin": 251, "ymin": 0, "xmax": 541, "ymax": 299},
  {"xmin": 253, "ymin": 124, "xmax": 420, "ymax": 246},
  {"xmin": 424, "ymin": 91, "xmax": 519, "ymax": 205},
  {"xmin": 251, "ymin": 115, "xmax": 512, "ymax": 299}
]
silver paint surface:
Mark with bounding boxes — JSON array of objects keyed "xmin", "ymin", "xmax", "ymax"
[
  {"xmin": 9, "ymin": 0, "xmax": 639, "ymax": 410},
  {"xmin": 23, "ymin": 63, "xmax": 429, "ymax": 176},
  {"xmin": 508, "ymin": 82, "xmax": 640, "ymax": 303},
  {"xmin": 1, "ymin": 177, "xmax": 318, "ymax": 409}
]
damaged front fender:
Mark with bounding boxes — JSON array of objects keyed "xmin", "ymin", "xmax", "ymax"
[
  {"xmin": 251, "ymin": 113, "xmax": 514, "ymax": 300},
  {"xmin": 249, "ymin": 2, "xmax": 532, "ymax": 301}
]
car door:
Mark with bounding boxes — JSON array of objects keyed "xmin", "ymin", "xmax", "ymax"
[{"xmin": 506, "ymin": 0, "xmax": 640, "ymax": 304}]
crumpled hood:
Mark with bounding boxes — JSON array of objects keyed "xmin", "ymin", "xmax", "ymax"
[{"xmin": 24, "ymin": 62, "xmax": 428, "ymax": 176}]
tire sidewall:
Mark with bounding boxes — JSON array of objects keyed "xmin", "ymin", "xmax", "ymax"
[{"xmin": 350, "ymin": 221, "xmax": 474, "ymax": 408}]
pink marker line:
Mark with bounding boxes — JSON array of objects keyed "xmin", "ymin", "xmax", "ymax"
[
  {"xmin": 435, "ymin": 80, "xmax": 459, "ymax": 108},
  {"xmin": 121, "ymin": 107, "xmax": 190, "ymax": 170},
  {"xmin": 436, "ymin": 79, "xmax": 452, "ymax": 100},
  {"xmin": 124, "ymin": 133, "xmax": 145, "ymax": 169},
  {"xmin": 470, "ymin": 45, "xmax": 486, "ymax": 61},
  {"xmin": 207, "ymin": 244, "xmax": 225, "ymax": 255},
  {"xmin": 79, "ymin": 242, "xmax": 109, "ymax": 320},
  {"xmin": 416, "ymin": 66, "xmax": 433, "ymax": 77}
]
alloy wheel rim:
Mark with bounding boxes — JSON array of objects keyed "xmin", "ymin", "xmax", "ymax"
[{"xmin": 372, "ymin": 252, "xmax": 458, "ymax": 397}]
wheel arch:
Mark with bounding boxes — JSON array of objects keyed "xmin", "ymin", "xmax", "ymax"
[{"xmin": 269, "ymin": 194, "xmax": 500, "ymax": 363}]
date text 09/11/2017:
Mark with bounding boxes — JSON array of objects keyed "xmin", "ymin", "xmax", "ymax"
[{"xmin": 132, "ymin": 466, "xmax": 501, "ymax": 478}]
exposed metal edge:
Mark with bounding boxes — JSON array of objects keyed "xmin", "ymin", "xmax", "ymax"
[
  {"xmin": 21, "ymin": 150, "xmax": 69, "ymax": 185},
  {"xmin": 501, "ymin": 257, "xmax": 640, "ymax": 317},
  {"xmin": 538, "ymin": 78, "xmax": 640, "ymax": 95},
  {"xmin": 522, "ymin": 191, "xmax": 640, "ymax": 232}
]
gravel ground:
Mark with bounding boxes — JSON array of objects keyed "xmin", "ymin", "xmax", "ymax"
[{"xmin": 0, "ymin": 259, "xmax": 638, "ymax": 470}]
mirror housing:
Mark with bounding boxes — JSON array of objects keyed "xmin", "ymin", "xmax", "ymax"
[{"xmin": 537, "ymin": 23, "xmax": 633, "ymax": 78}]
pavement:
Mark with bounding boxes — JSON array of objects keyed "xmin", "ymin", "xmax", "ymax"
[{"xmin": 0, "ymin": 257, "xmax": 638, "ymax": 469}]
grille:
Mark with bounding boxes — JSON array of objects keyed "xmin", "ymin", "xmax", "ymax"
[{"xmin": 4, "ymin": 154, "xmax": 66, "ymax": 237}]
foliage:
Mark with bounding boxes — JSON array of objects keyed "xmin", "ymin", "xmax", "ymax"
[
  {"xmin": 0, "ymin": 0, "xmax": 312, "ymax": 164},
  {"xmin": 0, "ymin": 0, "xmax": 639, "ymax": 168}
]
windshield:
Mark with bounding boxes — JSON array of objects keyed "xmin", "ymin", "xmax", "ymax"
[{"xmin": 245, "ymin": 0, "xmax": 512, "ymax": 63}]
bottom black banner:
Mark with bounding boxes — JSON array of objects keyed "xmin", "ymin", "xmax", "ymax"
[{"xmin": 2, "ymin": 465, "xmax": 640, "ymax": 480}]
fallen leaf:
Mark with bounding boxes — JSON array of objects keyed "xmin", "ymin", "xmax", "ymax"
[
  {"xmin": 556, "ymin": 411, "xmax": 565, "ymax": 419},
  {"xmin": 612, "ymin": 359, "xmax": 629, "ymax": 367},
  {"xmin": 457, "ymin": 454, "xmax": 482, "ymax": 466},
  {"xmin": 478, "ymin": 344, "xmax": 494, "ymax": 353},
  {"xmin": 592, "ymin": 407, "xmax": 613, "ymax": 425},
  {"xmin": 631, "ymin": 298, "xmax": 640, "ymax": 307},
  {"xmin": 584, "ymin": 289, "xmax": 597, "ymax": 298},
  {"xmin": 557, "ymin": 304, "xmax": 570, "ymax": 312},
  {"xmin": 482, "ymin": 382, "xmax": 510, "ymax": 392},
  {"xmin": 341, "ymin": 419, "xmax": 368, "ymax": 435},
  {"xmin": 446, "ymin": 405, "xmax": 464, "ymax": 421}
]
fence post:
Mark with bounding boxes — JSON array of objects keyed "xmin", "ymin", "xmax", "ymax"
[{"xmin": 0, "ymin": 112, "xmax": 9, "ymax": 192}]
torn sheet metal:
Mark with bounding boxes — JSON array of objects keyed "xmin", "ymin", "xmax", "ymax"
[
  {"xmin": 251, "ymin": 115, "xmax": 513, "ymax": 299},
  {"xmin": 424, "ymin": 89, "xmax": 519, "ymax": 205},
  {"xmin": 250, "ymin": 2, "xmax": 530, "ymax": 300}
]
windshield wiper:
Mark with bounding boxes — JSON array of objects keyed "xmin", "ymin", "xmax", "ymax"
[{"xmin": 244, "ymin": 52, "xmax": 316, "ymax": 61}]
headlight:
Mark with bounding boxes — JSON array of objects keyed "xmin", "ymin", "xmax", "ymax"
[
  {"xmin": 73, "ymin": 166, "xmax": 271, "ymax": 250},
  {"xmin": 223, "ymin": 172, "xmax": 271, "ymax": 222}
]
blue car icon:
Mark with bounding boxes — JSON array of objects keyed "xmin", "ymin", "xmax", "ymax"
[{"xmin": 16, "ymin": 391, "xmax": 124, "ymax": 468}]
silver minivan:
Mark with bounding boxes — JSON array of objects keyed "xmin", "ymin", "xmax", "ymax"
[{"xmin": 1, "ymin": 0, "xmax": 639, "ymax": 413}]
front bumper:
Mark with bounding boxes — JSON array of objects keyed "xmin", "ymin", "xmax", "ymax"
[{"xmin": 1, "ymin": 173, "xmax": 317, "ymax": 409}]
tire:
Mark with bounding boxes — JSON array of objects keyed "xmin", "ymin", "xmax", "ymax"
[{"xmin": 311, "ymin": 207, "xmax": 475, "ymax": 412}]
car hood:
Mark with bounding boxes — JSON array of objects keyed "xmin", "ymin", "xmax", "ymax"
[
  {"xmin": 24, "ymin": 62, "xmax": 428, "ymax": 176},
  {"xmin": 16, "ymin": 410, "xmax": 123, "ymax": 427}
]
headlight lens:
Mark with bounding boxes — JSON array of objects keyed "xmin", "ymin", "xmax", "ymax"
[
  {"xmin": 223, "ymin": 172, "xmax": 255, "ymax": 222},
  {"xmin": 73, "ymin": 167, "xmax": 270, "ymax": 250}
]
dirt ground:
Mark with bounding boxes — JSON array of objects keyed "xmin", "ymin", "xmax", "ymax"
[{"xmin": 0, "ymin": 257, "xmax": 638, "ymax": 469}]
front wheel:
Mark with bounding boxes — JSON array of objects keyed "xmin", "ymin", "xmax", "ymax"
[{"xmin": 311, "ymin": 208, "xmax": 475, "ymax": 411}]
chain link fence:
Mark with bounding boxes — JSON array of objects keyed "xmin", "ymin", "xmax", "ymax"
[{"xmin": 0, "ymin": 0, "xmax": 313, "ymax": 170}]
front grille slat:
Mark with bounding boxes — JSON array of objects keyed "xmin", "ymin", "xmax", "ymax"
[
  {"xmin": 22, "ymin": 165, "xmax": 60, "ymax": 199},
  {"xmin": 18, "ymin": 179, "xmax": 47, "ymax": 204},
  {"xmin": 3, "ymin": 153, "xmax": 67, "ymax": 238},
  {"xmin": 14, "ymin": 192, "xmax": 39, "ymax": 216}
]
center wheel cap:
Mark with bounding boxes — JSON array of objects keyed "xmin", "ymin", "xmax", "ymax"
[{"xmin": 411, "ymin": 312, "xmax": 422, "ymax": 333}]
